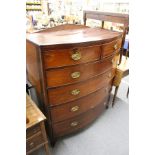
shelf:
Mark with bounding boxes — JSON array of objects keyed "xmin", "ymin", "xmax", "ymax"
[
  {"xmin": 26, "ymin": 2, "xmax": 41, "ymax": 5},
  {"xmin": 26, "ymin": 8, "xmax": 42, "ymax": 11}
]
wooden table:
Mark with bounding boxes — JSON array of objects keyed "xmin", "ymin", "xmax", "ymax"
[{"xmin": 26, "ymin": 94, "xmax": 50, "ymax": 155}]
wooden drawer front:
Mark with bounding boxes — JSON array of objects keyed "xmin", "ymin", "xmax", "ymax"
[
  {"xmin": 53, "ymin": 100, "xmax": 106, "ymax": 137},
  {"xmin": 26, "ymin": 133, "xmax": 44, "ymax": 152},
  {"xmin": 46, "ymin": 59, "xmax": 112, "ymax": 88},
  {"xmin": 51, "ymin": 86, "xmax": 110, "ymax": 123},
  {"xmin": 42, "ymin": 45, "xmax": 101, "ymax": 69},
  {"xmin": 48, "ymin": 69, "xmax": 113, "ymax": 105},
  {"xmin": 102, "ymin": 38, "xmax": 122, "ymax": 57},
  {"xmin": 26, "ymin": 124, "xmax": 41, "ymax": 139}
]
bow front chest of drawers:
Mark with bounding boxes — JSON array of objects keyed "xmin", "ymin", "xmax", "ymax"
[{"xmin": 26, "ymin": 24, "xmax": 122, "ymax": 145}]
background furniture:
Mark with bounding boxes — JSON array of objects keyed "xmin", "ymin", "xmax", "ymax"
[
  {"xmin": 26, "ymin": 94, "xmax": 50, "ymax": 155},
  {"xmin": 83, "ymin": 10, "xmax": 129, "ymax": 106},
  {"xmin": 123, "ymin": 34, "xmax": 129, "ymax": 57},
  {"xmin": 112, "ymin": 55, "xmax": 129, "ymax": 106},
  {"xmin": 26, "ymin": 24, "xmax": 122, "ymax": 145},
  {"xmin": 112, "ymin": 26, "xmax": 129, "ymax": 105},
  {"xmin": 83, "ymin": 10, "xmax": 129, "ymax": 63}
]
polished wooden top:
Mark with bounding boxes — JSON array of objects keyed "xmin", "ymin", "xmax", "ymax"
[
  {"xmin": 26, "ymin": 94, "xmax": 46, "ymax": 129},
  {"xmin": 26, "ymin": 24, "xmax": 122, "ymax": 47}
]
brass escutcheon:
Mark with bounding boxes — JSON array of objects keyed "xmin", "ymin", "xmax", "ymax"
[
  {"xmin": 71, "ymin": 72, "xmax": 81, "ymax": 79},
  {"xmin": 70, "ymin": 121, "xmax": 78, "ymax": 127},
  {"xmin": 71, "ymin": 89, "xmax": 80, "ymax": 95},
  {"xmin": 71, "ymin": 106, "xmax": 79, "ymax": 112},
  {"xmin": 71, "ymin": 51, "xmax": 81, "ymax": 61}
]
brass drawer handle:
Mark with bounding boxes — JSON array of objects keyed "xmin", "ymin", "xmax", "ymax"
[
  {"xmin": 70, "ymin": 121, "xmax": 78, "ymax": 127},
  {"xmin": 71, "ymin": 51, "xmax": 81, "ymax": 61},
  {"xmin": 71, "ymin": 106, "xmax": 79, "ymax": 112},
  {"xmin": 114, "ymin": 44, "xmax": 118, "ymax": 50},
  {"xmin": 29, "ymin": 142, "xmax": 34, "ymax": 147},
  {"xmin": 71, "ymin": 89, "xmax": 80, "ymax": 95},
  {"xmin": 71, "ymin": 72, "xmax": 81, "ymax": 79}
]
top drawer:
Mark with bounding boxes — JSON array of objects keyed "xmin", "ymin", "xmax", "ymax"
[
  {"xmin": 101, "ymin": 38, "xmax": 122, "ymax": 57},
  {"xmin": 42, "ymin": 45, "xmax": 101, "ymax": 69}
]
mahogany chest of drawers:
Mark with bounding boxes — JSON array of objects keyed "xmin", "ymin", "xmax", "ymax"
[{"xmin": 26, "ymin": 24, "xmax": 122, "ymax": 145}]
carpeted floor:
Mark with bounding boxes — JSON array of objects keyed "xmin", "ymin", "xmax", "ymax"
[{"xmin": 31, "ymin": 76, "xmax": 129, "ymax": 155}]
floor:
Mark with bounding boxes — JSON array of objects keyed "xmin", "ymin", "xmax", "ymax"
[{"xmin": 31, "ymin": 76, "xmax": 129, "ymax": 155}]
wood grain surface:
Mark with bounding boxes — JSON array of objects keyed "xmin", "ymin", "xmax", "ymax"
[
  {"xmin": 26, "ymin": 24, "xmax": 122, "ymax": 142},
  {"xmin": 26, "ymin": 24, "xmax": 122, "ymax": 47},
  {"xmin": 47, "ymin": 69, "xmax": 113, "ymax": 105}
]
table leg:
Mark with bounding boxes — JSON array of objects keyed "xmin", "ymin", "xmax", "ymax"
[{"xmin": 44, "ymin": 143, "xmax": 51, "ymax": 155}]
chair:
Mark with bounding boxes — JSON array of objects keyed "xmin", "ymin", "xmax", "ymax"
[
  {"xmin": 112, "ymin": 54, "xmax": 129, "ymax": 106},
  {"xmin": 83, "ymin": 10, "xmax": 129, "ymax": 63},
  {"xmin": 83, "ymin": 10, "xmax": 129, "ymax": 107}
]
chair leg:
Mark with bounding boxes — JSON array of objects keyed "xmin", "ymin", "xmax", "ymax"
[
  {"xmin": 106, "ymin": 86, "xmax": 113, "ymax": 109},
  {"xmin": 112, "ymin": 86, "xmax": 119, "ymax": 107},
  {"xmin": 127, "ymin": 87, "xmax": 129, "ymax": 98},
  {"xmin": 119, "ymin": 49, "xmax": 123, "ymax": 65},
  {"xmin": 106, "ymin": 94, "xmax": 111, "ymax": 109}
]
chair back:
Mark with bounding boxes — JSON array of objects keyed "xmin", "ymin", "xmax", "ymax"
[{"xmin": 83, "ymin": 10, "xmax": 129, "ymax": 62}]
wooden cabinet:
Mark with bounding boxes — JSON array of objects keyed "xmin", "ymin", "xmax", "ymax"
[
  {"xmin": 26, "ymin": 94, "xmax": 50, "ymax": 154},
  {"xmin": 26, "ymin": 24, "xmax": 122, "ymax": 145}
]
